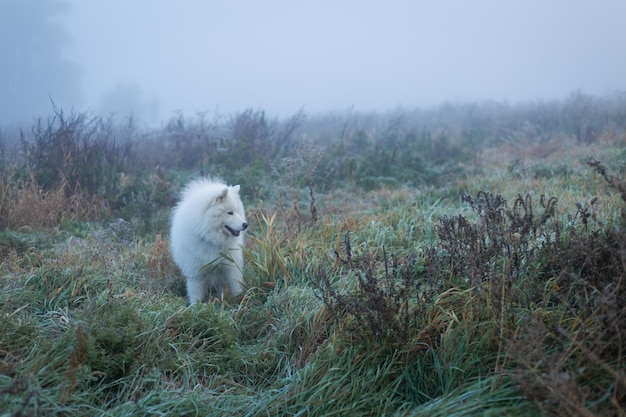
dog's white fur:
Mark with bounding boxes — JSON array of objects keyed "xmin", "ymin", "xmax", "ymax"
[{"xmin": 170, "ymin": 178, "xmax": 247, "ymax": 305}]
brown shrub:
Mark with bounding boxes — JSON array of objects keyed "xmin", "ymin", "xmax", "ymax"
[{"xmin": 507, "ymin": 160, "xmax": 626, "ymax": 416}]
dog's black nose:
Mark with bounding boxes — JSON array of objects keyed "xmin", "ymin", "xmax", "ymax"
[{"xmin": 242, "ymin": 222, "xmax": 248, "ymax": 230}]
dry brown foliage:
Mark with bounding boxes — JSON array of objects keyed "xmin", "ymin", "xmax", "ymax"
[{"xmin": 0, "ymin": 174, "xmax": 106, "ymax": 230}]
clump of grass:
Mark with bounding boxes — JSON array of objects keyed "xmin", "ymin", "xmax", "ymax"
[
  {"xmin": 0, "ymin": 174, "xmax": 105, "ymax": 230},
  {"xmin": 401, "ymin": 376, "xmax": 538, "ymax": 417},
  {"xmin": 247, "ymin": 211, "xmax": 287, "ymax": 290},
  {"xmin": 0, "ymin": 231, "xmax": 30, "ymax": 257},
  {"xmin": 0, "ymin": 314, "xmax": 37, "ymax": 377}
]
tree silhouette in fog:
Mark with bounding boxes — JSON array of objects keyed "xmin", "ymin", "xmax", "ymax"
[{"xmin": 0, "ymin": 0, "xmax": 81, "ymax": 125}]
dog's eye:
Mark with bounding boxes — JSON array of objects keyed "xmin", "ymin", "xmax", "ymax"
[{"xmin": 227, "ymin": 211, "xmax": 234, "ymax": 215}]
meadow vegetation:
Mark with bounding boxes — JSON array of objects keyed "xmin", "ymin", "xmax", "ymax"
[{"xmin": 1, "ymin": 91, "xmax": 625, "ymax": 416}]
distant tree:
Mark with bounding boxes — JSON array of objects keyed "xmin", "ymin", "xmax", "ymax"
[
  {"xmin": 0, "ymin": 0, "xmax": 82, "ymax": 125},
  {"xmin": 99, "ymin": 82, "xmax": 160, "ymax": 125}
]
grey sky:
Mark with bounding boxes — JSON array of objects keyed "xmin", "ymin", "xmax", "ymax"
[{"xmin": 64, "ymin": 0, "xmax": 626, "ymax": 122}]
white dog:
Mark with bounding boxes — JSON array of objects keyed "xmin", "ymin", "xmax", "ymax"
[{"xmin": 170, "ymin": 178, "xmax": 247, "ymax": 304}]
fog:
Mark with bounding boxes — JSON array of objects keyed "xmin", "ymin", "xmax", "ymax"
[{"xmin": 3, "ymin": 1, "xmax": 626, "ymax": 125}]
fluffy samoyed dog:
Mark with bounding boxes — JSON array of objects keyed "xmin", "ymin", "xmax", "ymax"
[{"xmin": 170, "ymin": 178, "xmax": 248, "ymax": 305}]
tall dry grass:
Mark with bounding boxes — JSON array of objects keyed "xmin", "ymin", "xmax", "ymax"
[{"xmin": 0, "ymin": 173, "xmax": 106, "ymax": 230}]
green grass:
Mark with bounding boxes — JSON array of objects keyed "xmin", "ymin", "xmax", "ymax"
[{"xmin": 1, "ymin": 136, "xmax": 625, "ymax": 416}]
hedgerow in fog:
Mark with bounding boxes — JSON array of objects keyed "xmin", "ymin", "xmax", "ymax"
[{"xmin": 2, "ymin": 91, "xmax": 625, "ymax": 228}]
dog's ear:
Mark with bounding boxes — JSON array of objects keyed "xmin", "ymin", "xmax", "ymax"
[
  {"xmin": 216, "ymin": 187, "xmax": 228, "ymax": 202},
  {"xmin": 232, "ymin": 185, "xmax": 240, "ymax": 193}
]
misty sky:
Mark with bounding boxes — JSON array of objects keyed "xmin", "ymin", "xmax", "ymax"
[{"xmin": 64, "ymin": 0, "xmax": 626, "ymax": 122}]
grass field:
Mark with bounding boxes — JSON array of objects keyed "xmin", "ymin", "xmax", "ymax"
[{"xmin": 1, "ymin": 100, "xmax": 625, "ymax": 416}]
